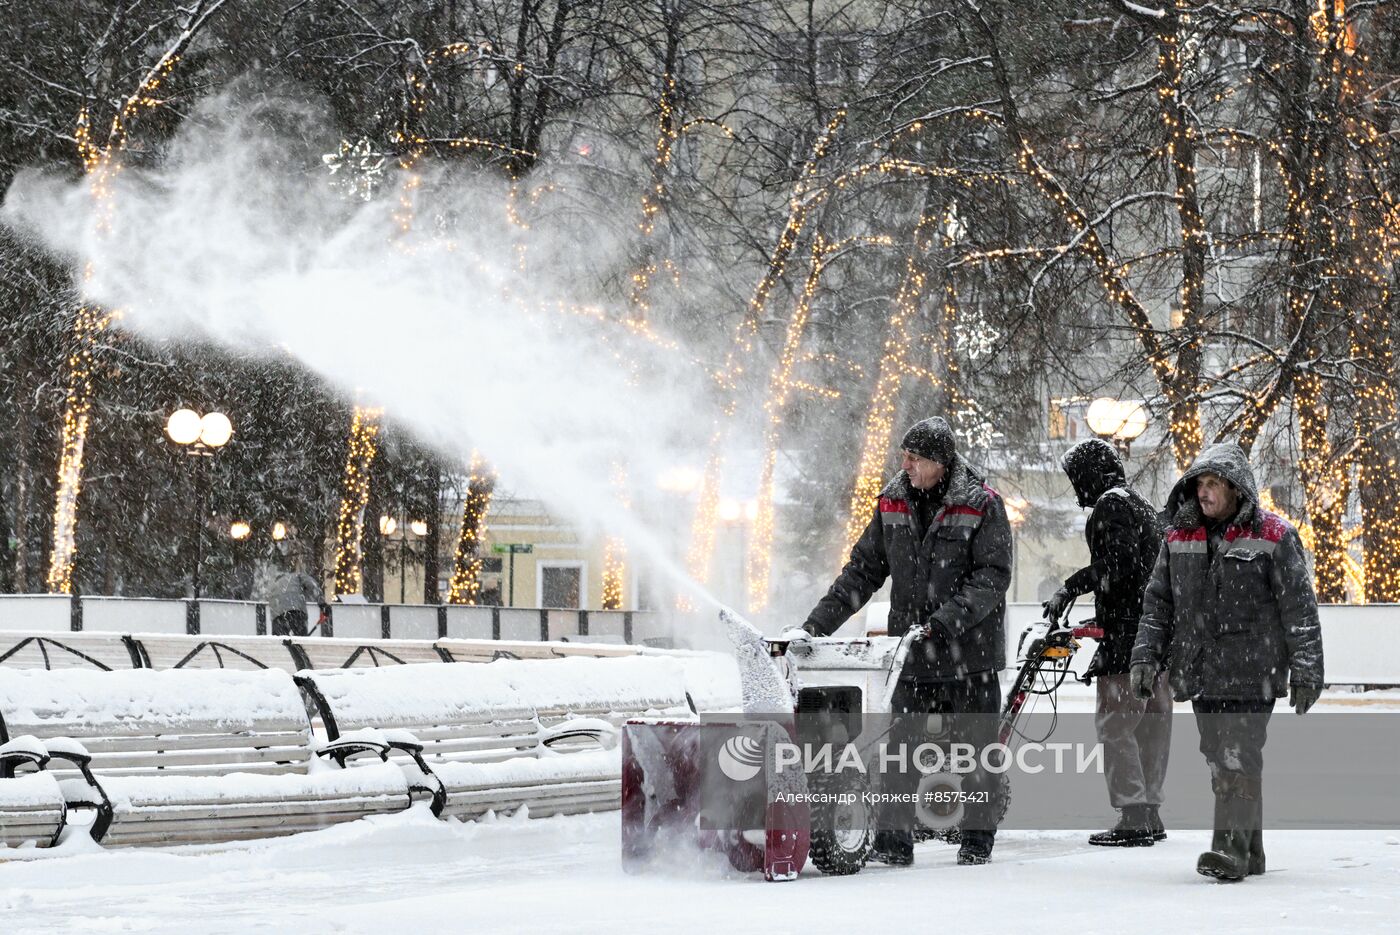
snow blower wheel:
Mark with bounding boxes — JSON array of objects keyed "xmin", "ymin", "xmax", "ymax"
[{"xmin": 807, "ymin": 771, "xmax": 875, "ymax": 875}]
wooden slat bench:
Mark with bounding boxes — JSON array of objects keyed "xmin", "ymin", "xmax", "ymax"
[
  {"xmin": 0, "ymin": 631, "xmax": 141, "ymax": 671},
  {"xmin": 297, "ymin": 655, "xmax": 695, "ymax": 822},
  {"xmin": 0, "ymin": 668, "xmax": 413, "ymax": 847},
  {"xmin": 434, "ymin": 639, "xmax": 641, "ymax": 663},
  {"xmin": 126, "ymin": 634, "xmax": 302, "ymax": 672},
  {"xmin": 0, "ymin": 736, "xmax": 67, "ymax": 850},
  {"xmin": 288, "ymin": 636, "xmax": 450, "ymax": 670}
]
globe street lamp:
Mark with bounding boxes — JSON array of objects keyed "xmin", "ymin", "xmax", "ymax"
[
  {"xmin": 166, "ymin": 408, "xmax": 233, "ymax": 599},
  {"xmin": 1085, "ymin": 398, "xmax": 1148, "ymax": 458}
]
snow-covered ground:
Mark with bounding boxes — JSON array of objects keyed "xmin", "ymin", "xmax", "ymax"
[
  {"xmin": 3, "ymin": 803, "xmax": 1397, "ymax": 934},
  {"xmin": 3, "ymin": 679, "xmax": 1395, "ymax": 933}
]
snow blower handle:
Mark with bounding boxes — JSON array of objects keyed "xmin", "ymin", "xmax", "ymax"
[
  {"xmin": 879, "ymin": 624, "xmax": 931, "ymax": 710},
  {"xmin": 1071, "ymin": 625, "xmax": 1104, "ymax": 640}
]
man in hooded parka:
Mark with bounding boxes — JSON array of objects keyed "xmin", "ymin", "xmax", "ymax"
[
  {"xmin": 1130, "ymin": 442, "xmax": 1324, "ymax": 881},
  {"xmin": 1045, "ymin": 438, "xmax": 1170, "ymax": 847}
]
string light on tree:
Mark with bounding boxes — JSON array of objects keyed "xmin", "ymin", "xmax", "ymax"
[
  {"xmin": 332, "ymin": 406, "xmax": 382, "ymax": 597},
  {"xmin": 448, "ymin": 454, "xmax": 496, "ymax": 605}
]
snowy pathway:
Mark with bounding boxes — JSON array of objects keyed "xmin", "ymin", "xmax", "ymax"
[{"xmin": 3, "ymin": 804, "xmax": 1397, "ymax": 934}]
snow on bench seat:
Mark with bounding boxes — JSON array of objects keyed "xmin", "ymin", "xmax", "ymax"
[
  {"xmin": 0, "ymin": 668, "xmax": 411, "ymax": 847},
  {"xmin": 434, "ymin": 639, "xmax": 641, "ymax": 663},
  {"xmin": 288, "ymin": 636, "xmax": 449, "ymax": 670},
  {"xmin": 430, "ymin": 748, "xmax": 622, "ymax": 820},
  {"xmin": 127, "ymin": 634, "xmax": 300, "ymax": 672},
  {"xmin": 296, "ymin": 656, "xmax": 695, "ymax": 822},
  {"xmin": 0, "ymin": 631, "xmax": 140, "ymax": 671}
]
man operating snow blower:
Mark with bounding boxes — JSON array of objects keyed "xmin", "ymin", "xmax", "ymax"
[{"xmin": 784, "ymin": 416, "xmax": 1012, "ymax": 866}]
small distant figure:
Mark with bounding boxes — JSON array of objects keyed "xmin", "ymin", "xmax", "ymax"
[{"xmin": 266, "ymin": 565, "xmax": 325, "ymax": 637}]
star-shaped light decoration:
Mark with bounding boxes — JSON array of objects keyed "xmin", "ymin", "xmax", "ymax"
[{"xmin": 322, "ymin": 138, "xmax": 387, "ymax": 201}]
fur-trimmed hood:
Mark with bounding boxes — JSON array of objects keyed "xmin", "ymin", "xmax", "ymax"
[
  {"xmin": 881, "ymin": 454, "xmax": 991, "ymax": 510},
  {"xmin": 1166, "ymin": 442, "xmax": 1261, "ymax": 531}
]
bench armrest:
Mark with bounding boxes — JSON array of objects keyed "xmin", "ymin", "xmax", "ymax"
[
  {"xmin": 43, "ymin": 742, "xmax": 114, "ymax": 841},
  {"xmin": 315, "ymin": 732, "xmax": 391, "ymax": 763},
  {"xmin": 0, "ymin": 734, "xmax": 49, "ymax": 771},
  {"xmin": 379, "ymin": 729, "xmax": 425, "ymax": 755},
  {"xmin": 540, "ymin": 717, "xmax": 619, "ymax": 752}
]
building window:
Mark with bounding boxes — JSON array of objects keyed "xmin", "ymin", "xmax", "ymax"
[
  {"xmin": 538, "ymin": 562, "xmax": 586, "ymax": 609},
  {"xmin": 1049, "ymin": 398, "xmax": 1081, "ymax": 441}
]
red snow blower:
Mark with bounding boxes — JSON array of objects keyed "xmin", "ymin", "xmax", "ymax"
[{"xmin": 620, "ymin": 606, "xmax": 1099, "ymax": 881}]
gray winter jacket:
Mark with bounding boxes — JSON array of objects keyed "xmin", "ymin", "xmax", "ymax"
[
  {"xmin": 804, "ymin": 456, "xmax": 1012, "ymax": 681},
  {"xmin": 1130, "ymin": 442, "xmax": 1325, "ymax": 701},
  {"xmin": 266, "ymin": 571, "xmax": 324, "ymax": 620}
]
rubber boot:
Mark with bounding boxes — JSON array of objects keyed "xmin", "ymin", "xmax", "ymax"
[
  {"xmin": 1247, "ymin": 828, "xmax": 1265, "ymax": 876},
  {"xmin": 1197, "ymin": 829, "xmax": 1249, "ymax": 881},
  {"xmin": 956, "ymin": 829, "xmax": 994, "ymax": 865},
  {"xmin": 1088, "ymin": 805, "xmax": 1155, "ymax": 847},
  {"xmin": 1197, "ymin": 782, "xmax": 1252, "ymax": 882},
  {"xmin": 868, "ymin": 829, "xmax": 914, "ymax": 866}
]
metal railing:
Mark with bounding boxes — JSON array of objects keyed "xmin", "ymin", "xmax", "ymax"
[{"xmin": 0, "ymin": 594, "xmax": 671, "ymax": 645}]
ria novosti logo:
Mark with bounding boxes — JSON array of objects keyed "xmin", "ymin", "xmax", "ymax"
[{"xmin": 716, "ymin": 735, "xmax": 765, "ymax": 782}]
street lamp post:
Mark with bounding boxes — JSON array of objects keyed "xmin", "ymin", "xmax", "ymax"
[
  {"xmin": 165, "ymin": 408, "xmax": 233, "ymax": 600},
  {"xmin": 379, "ymin": 514, "xmax": 429, "ymax": 603},
  {"xmin": 1085, "ymin": 398, "xmax": 1148, "ymax": 458}
]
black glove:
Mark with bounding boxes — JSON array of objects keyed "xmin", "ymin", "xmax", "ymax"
[
  {"xmin": 1289, "ymin": 682, "xmax": 1321, "ymax": 715},
  {"xmin": 1129, "ymin": 662, "xmax": 1157, "ymax": 700},
  {"xmin": 1042, "ymin": 588, "xmax": 1073, "ymax": 621}
]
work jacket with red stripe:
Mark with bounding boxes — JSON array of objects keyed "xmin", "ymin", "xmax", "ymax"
[
  {"xmin": 803, "ymin": 457, "xmax": 1012, "ymax": 682},
  {"xmin": 1131, "ymin": 442, "xmax": 1324, "ymax": 701}
]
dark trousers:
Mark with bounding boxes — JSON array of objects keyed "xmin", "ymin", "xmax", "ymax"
[
  {"xmin": 1193, "ymin": 697, "xmax": 1274, "ymax": 844},
  {"xmin": 1096, "ymin": 670, "xmax": 1172, "ymax": 809},
  {"xmin": 272, "ymin": 609, "xmax": 308, "ymax": 637},
  {"xmin": 885, "ymin": 672, "xmax": 1002, "ymax": 841}
]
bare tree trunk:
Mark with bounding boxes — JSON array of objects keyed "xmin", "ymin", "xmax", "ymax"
[
  {"xmin": 1153, "ymin": 4, "xmax": 1205, "ymax": 467},
  {"xmin": 423, "ymin": 465, "xmax": 442, "ymax": 604},
  {"xmin": 14, "ymin": 397, "xmax": 30, "ymax": 591}
]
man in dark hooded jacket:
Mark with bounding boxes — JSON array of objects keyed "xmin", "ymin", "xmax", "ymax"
[
  {"xmin": 1131, "ymin": 442, "xmax": 1324, "ymax": 882},
  {"xmin": 1045, "ymin": 438, "xmax": 1170, "ymax": 847},
  {"xmin": 793, "ymin": 416, "xmax": 1012, "ymax": 866}
]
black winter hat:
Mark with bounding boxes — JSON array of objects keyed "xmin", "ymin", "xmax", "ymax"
[{"xmin": 900, "ymin": 417, "xmax": 957, "ymax": 465}]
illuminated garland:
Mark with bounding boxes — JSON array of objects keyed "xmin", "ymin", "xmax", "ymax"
[
  {"xmin": 747, "ymin": 234, "xmax": 892, "ymax": 610},
  {"xmin": 684, "ymin": 109, "xmax": 847, "ymax": 597},
  {"xmin": 842, "ymin": 211, "xmax": 942, "ymax": 558},
  {"xmin": 601, "ymin": 463, "xmax": 630, "ymax": 610},
  {"xmin": 47, "ymin": 59, "xmax": 181, "ymax": 593},
  {"xmin": 448, "ymin": 454, "xmax": 496, "ymax": 604},
  {"xmin": 332, "ymin": 406, "xmax": 382, "ymax": 597},
  {"xmin": 45, "ymin": 304, "xmax": 108, "ymax": 593}
]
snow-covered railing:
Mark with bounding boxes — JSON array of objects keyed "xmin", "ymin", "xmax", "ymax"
[{"xmin": 0, "ymin": 594, "xmax": 671, "ymax": 645}]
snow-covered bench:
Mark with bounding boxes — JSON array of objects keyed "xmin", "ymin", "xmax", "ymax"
[
  {"xmin": 433, "ymin": 638, "xmax": 641, "ymax": 663},
  {"xmin": 127, "ymin": 634, "xmax": 302, "ymax": 671},
  {"xmin": 0, "ymin": 736, "xmax": 68, "ymax": 849},
  {"xmin": 296, "ymin": 656, "xmax": 696, "ymax": 822},
  {"xmin": 0, "ymin": 668, "xmax": 413, "ymax": 847},
  {"xmin": 0, "ymin": 630, "xmax": 141, "ymax": 671}
]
